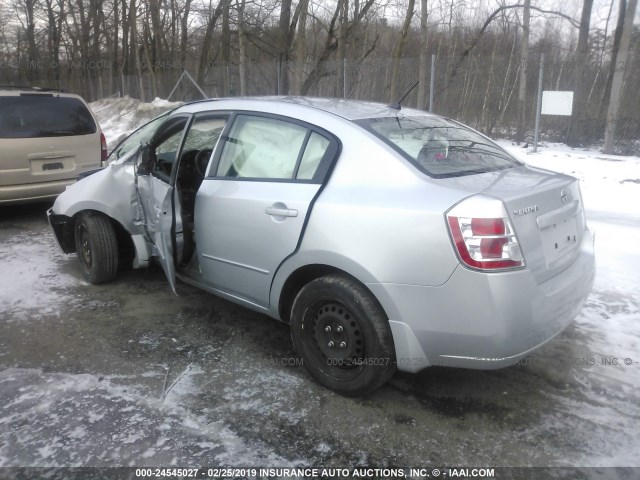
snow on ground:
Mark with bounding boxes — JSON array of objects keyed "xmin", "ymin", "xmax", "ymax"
[
  {"xmin": 0, "ymin": 368, "xmax": 296, "ymax": 467},
  {"xmin": 0, "ymin": 230, "xmax": 80, "ymax": 321},
  {"xmin": 499, "ymin": 140, "xmax": 640, "ymax": 464},
  {"xmin": 90, "ymin": 96, "xmax": 183, "ymax": 150}
]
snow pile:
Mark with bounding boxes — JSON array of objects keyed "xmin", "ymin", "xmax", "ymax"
[{"xmin": 89, "ymin": 96, "xmax": 183, "ymax": 150}]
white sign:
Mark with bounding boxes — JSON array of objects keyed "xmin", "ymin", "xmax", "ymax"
[{"xmin": 541, "ymin": 91, "xmax": 574, "ymax": 116}]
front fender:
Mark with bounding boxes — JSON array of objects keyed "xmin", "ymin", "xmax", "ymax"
[{"xmin": 51, "ymin": 162, "xmax": 144, "ymax": 238}]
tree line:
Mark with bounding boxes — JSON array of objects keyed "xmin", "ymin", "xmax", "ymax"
[{"xmin": 0, "ymin": 0, "xmax": 638, "ymax": 152}]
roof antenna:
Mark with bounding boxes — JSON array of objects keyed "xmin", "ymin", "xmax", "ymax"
[{"xmin": 389, "ymin": 80, "xmax": 419, "ymax": 110}]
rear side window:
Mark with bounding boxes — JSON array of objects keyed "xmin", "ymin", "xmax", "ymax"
[
  {"xmin": 357, "ymin": 116, "xmax": 521, "ymax": 178},
  {"xmin": 0, "ymin": 95, "xmax": 96, "ymax": 138},
  {"xmin": 217, "ymin": 115, "xmax": 330, "ymax": 181}
]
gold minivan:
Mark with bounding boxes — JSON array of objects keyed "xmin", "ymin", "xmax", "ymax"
[{"xmin": 0, "ymin": 88, "xmax": 107, "ymax": 205}]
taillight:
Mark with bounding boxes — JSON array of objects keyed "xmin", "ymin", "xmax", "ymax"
[
  {"xmin": 100, "ymin": 132, "xmax": 108, "ymax": 163},
  {"xmin": 446, "ymin": 197, "xmax": 524, "ymax": 271}
]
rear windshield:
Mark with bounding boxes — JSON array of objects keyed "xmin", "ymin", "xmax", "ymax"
[
  {"xmin": 356, "ymin": 116, "xmax": 521, "ymax": 178},
  {"xmin": 0, "ymin": 95, "xmax": 97, "ymax": 138}
]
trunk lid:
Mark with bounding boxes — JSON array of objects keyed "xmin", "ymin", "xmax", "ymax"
[{"xmin": 440, "ymin": 164, "xmax": 586, "ymax": 284}]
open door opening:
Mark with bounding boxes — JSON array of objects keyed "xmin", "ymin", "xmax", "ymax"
[{"xmin": 135, "ymin": 114, "xmax": 229, "ymax": 293}]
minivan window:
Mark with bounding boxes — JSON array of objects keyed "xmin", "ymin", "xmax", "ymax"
[
  {"xmin": 357, "ymin": 116, "xmax": 522, "ymax": 178},
  {"xmin": 0, "ymin": 96, "xmax": 97, "ymax": 138}
]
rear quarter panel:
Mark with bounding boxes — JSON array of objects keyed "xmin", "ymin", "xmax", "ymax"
[{"xmin": 270, "ymin": 121, "xmax": 470, "ymax": 315}]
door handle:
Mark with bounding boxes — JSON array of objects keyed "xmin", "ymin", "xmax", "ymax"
[{"xmin": 265, "ymin": 206, "xmax": 298, "ymax": 217}]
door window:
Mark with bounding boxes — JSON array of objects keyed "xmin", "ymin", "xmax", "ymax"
[
  {"xmin": 296, "ymin": 132, "xmax": 331, "ymax": 180},
  {"xmin": 140, "ymin": 116, "xmax": 189, "ymax": 182},
  {"xmin": 153, "ymin": 129, "xmax": 184, "ymax": 180},
  {"xmin": 180, "ymin": 116, "xmax": 227, "ymax": 177},
  {"xmin": 183, "ymin": 116, "xmax": 227, "ymax": 152},
  {"xmin": 216, "ymin": 116, "xmax": 308, "ymax": 180}
]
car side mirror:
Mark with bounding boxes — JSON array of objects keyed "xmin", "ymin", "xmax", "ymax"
[{"xmin": 137, "ymin": 144, "xmax": 154, "ymax": 175}]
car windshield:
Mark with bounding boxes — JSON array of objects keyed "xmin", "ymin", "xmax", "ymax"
[
  {"xmin": 356, "ymin": 116, "xmax": 521, "ymax": 178},
  {"xmin": 108, "ymin": 112, "xmax": 169, "ymax": 162},
  {"xmin": 0, "ymin": 95, "xmax": 96, "ymax": 138}
]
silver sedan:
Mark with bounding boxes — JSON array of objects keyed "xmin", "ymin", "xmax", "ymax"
[{"xmin": 48, "ymin": 97, "xmax": 595, "ymax": 396}]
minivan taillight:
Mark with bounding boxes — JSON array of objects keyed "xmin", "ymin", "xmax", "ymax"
[
  {"xmin": 100, "ymin": 132, "xmax": 108, "ymax": 163},
  {"xmin": 446, "ymin": 197, "xmax": 524, "ymax": 271}
]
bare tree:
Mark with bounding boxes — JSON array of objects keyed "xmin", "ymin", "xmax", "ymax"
[
  {"xmin": 179, "ymin": 0, "xmax": 193, "ymax": 69},
  {"xmin": 236, "ymin": 0, "xmax": 248, "ymax": 95},
  {"xmin": 43, "ymin": 0, "xmax": 65, "ymax": 86},
  {"xmin": 600, "ymin": 0, "xmax": 626, "ymax": 110},
  {"xmin": 221, "ymin": 0, "xmax": 231, "ymax": 96},
  {"xmin": 566, "ymin": 0, "xmax": 594, "ymax": 147},
  {"xmin": 515, "ymin": 0, "xmax": 530, "ymax": 143},
  {"xmin": 15, "ymin": 0, "xmax": 39, "ymax": 82},
  {"xmin": 440, "ymin": 4, "xmax": 579, "ymax": 94},
  {"xmin": 292, "ymin": 0, "xmax": 309, "ymax": 95},
  {"xmin": 197, "ymin": 0, "xmax": 225, "ymax": 86},
  {"xmin": 301, "ymin": 0, "xmax": 379, "ymax": 95},
  {"xmin": 277, "ymin": 0, "xmax": 292, "ymax": 94},
  {"xmin": 603, "ymin": 0, "xmax": 637, "ymax": 153},
  {"xmin": 389, "ymin": 0, "xmax": 415, "ymax": 103},
  {"xmin": 129, "ymin": 0, "xmax": 145, "ymax": 100},
  {"xmin": 416, "ymin": 0, "xmax": 429, "ymax": 109},
  {"xmin": 336, "ymin": 0, "xmax": 348, "ymax": 97}
]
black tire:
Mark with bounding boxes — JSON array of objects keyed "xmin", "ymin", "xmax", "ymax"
[
  {"xmin": 290, "ymin": 274, "xmax": 396, "ymax": 396},
  {"xmin": 74, "ymin": 212, "xmax": 119, "ymax": 284}
]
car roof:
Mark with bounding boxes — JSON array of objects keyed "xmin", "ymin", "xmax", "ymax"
[
  {"xmin": 0, "ymin": 87, "xmax": 85, "ymax": 100},
  {"xmin": 179, "ymin": 96, "xmax": 433, "ymax": 121}
]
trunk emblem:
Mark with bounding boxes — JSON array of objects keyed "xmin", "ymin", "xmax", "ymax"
[
  {"xmin": 560, "ymin": 189, "xmax": 568, "ymax": 204},
  {"xmin": 513, "ymin": 205, "xmax": 538, "ymax": 217}
]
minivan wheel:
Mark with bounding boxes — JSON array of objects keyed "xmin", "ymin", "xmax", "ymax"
[
  {"xmin": 290, "ymin": 274, "xmax": 396, "ymax": 396},
  {"xmin": 74, "ymin": 212, "xmax": 119, "ymax": 284}
]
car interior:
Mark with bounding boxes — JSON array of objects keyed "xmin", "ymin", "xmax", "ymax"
[{"xmin": 143, "ymin": 116, "xmax": 227, "ymax": 267}]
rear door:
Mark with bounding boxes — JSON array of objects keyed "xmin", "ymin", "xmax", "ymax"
[{"xmin": 194, "ymin": 113, "xmax": 338, "ymax": 307}]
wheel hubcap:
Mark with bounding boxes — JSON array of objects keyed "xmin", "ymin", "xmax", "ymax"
[{"xmin": 312, "ymin": 302, "xmax": 364, "ymax": 365}]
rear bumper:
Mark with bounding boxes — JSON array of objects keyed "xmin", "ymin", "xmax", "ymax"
[
  {"xmin": 369, "ymin": 228, "xmax": 596, "ymax": 373},
  {"xmin": 0, "ymin": 178, "xmax": 74, "ymax": 205}
]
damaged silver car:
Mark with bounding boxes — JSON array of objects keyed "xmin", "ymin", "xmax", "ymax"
[{"xmin": 49, "ymin": 97, "xmax": 595, "ymax": 396}]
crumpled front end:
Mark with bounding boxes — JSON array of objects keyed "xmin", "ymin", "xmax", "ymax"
[{"xmin": 48, "ymin": 149, "xmax": 150, "ymax": 266}]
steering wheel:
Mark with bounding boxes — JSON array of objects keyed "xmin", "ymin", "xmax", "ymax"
[{"xmin": 195, "ymin": 149, "xmax": 213, "ymax": 178}]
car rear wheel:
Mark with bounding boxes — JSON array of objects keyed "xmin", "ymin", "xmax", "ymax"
[
  {"xmin": 74, "ymin": 212, "xmax": 119, "ymax": 284},
  {"xmin": 290, "ymin": 274, "xmax": 396, "ymax": 396}
]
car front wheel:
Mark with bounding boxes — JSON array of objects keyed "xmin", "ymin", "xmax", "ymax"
[
  {"xmin": 74, "ymin": 212, "xmax": 119, "ymax": 284},
  {"xmin": 290, "ymin": 274, "xmax": 396, "ymax": 396}
]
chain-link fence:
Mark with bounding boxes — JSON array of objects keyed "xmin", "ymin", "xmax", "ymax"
[{"xmin": 7, "ymin": 54, "xmax": 637, "ymax": 153}]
